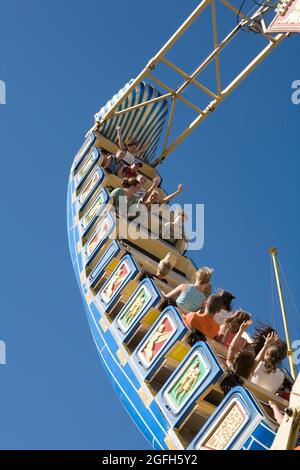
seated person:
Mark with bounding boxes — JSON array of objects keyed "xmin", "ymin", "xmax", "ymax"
[
  {"xmin": 101, "ymin": 149, "xmax": 126, "ymax": 175},
  {"xmin": 141, "ymin": 252, "xmax": 173, "ymax": 285},
  {"xmin": 252, "ymin": 322, "xmax": 278, "ymax": 356},
  {"xmin": 118, "ymin": 160, "xmax": 143, "ymax": 179},
  {"xmin": 116, "ymin": 126, "xmax": 149, "ymax": 164},
  {"xmin": 214, "ymin": 290, "xmax": 235, "ymax": 325},
  {"xmin": 110, "ymin": 177, "xmax": 141, "ymax": 215},
  {"xmin": 251, "ymin": 332, "xmax": 288, "ymax": 393},
  {"xmin": 143, "ymin": 180, "xmax": 184, "ymax": 210},
  {"xmin": 134, "ymin": 174, "xmax": 147, "ymax": 199},
  {"xmin": 155, "ymin": 253, "xmax": 173, "ymax": 282},
  {"xmin": 184, "ymin": 294, "xmax": 223, "ymax": 340},
  {"xmin": 132, "ymin": 175, "xmax": 182, "ymax": 218},
  {"xmin": 216, "ymin": 310, "xmax": 252, "ymax": 351},
  {"xmin": 220, "ymin": 320, "xmax": 255, "ymax": 396},
  {"xmin": 277, "ymin": 377, "xmax": 293, "ymax": 401},
  {"xmin": 164, "ymin": 209, "xmax": 187, "ymax": 245},
  {"xmin": 187, "ymin": 329, "xmax": 207, "ymax": 346},
  {"xmin": 165, "ymin": 267, "xmax": 213, "ymax": 315},
  {"xmin": 268, "ymin": 397, "xmax": 300, "ymax": 450}
]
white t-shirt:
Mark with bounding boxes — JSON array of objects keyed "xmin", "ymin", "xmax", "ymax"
[
  {"xmin": 251, "ymin": 361, "xmax": 284, "ymax": 393},
  {"xmin": 214, "ymin": 309, "xmax": 232, "ymax": 325},
  {"xmin": 123, "ymin": 151, "xmax": 136, "ymax": 164},
  {"xmin": 134, "ymin": 188, "xmax": 146, "ymax": 199}
]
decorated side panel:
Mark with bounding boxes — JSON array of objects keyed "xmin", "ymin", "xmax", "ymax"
[
  {"xmin": 188, "ymin": 386, "xmax": 276, "ymax": 450},
  {"xmin": 84, "ymin": 211, "xmax": 116, "ymax": 268},
  {"xmin": 96, "ymin": 254, "xmax": 139, "ymax": 312},
  {"xmin": 75, "ymin": 148, "xmax": 101, "ymax": 191},
  {"xmin": 112, "ymin": 278, "xmax": 161, "ymax": 345},
  {"xmin": 88, "ymin": 240, "xmax": 123, "ymax": 291},
  {"xmin": 132, "ymin": 306, "xmax": 188, "ymax": 381},
  {"xmin": 72, "ymin": 134, "xmax": 96, "ymax": 173},
  {"xmin": 156, "ymin": 342, "xmax": 224, "ymax": 428},
  {"xmin": 77, "ymin": 167, "xmax": 105, "ymax": 213},
  {"xmin": 80, "ymin": 187, "xmax": 110, "ymax": 238}
]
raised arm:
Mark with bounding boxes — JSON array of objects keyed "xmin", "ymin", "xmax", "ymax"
[
  {"xmin": 226, "ymin": 320, "xmax": 253, "ymax": 369},
  {"xmin": 116, "ymin": 126, "xmax": 125, "ymax": 150},
  {"xmin": 140, "ymin": 176, "xmax": 160, "ymax": 202},
  {"xmin": 268, "ymin": 401, "xmax": 284, "ymax": 425},
  {"xmin": 101, "ymin": 154, "xmax": 112, "ymax": 169},
  {"xmin": 161, "ymin": 184, "xmax": 183, "ymax": 204},
  {"xmin": 164, "ymin": 283, "xmax": 185, "ymax": 300},
  {"xmin": 117, "ymin": 164, "xmax": 127, "ymax": 179},
  {"xmin": 253, "ymin": 331, "xmax": 279, "ymax": 371}
]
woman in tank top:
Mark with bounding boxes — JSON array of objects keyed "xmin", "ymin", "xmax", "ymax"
[{"xmin": 165, "ymin": 267, "xmax": 213, "ymax": 316}]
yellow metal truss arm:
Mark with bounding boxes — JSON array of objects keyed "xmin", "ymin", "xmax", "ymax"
[{"xmin": 88, "ymin": 0, "xmax": 288, "ymax": 167}]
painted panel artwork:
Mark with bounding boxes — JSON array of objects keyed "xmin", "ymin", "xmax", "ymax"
[
  {"xmin": 164, "ymin": 352, "xmax": 209, "ymax": 413},
  {"xmin": 82, "ymin": 192, "xmax": 105, "ymax": 230},
  {"xmin": 86, "ymin": 218, "xmax": 110, "ymax": 258},
  {"xmin": 137, "ymin": 315, "xmax": 176, "ymax": 368},
  {"xmin": 88, "ymin": 241, "xmax": 121, "ymax": 289},
  {"xmin": 117, "ymin": 285, "xmax": 152, "ymax": 333},
  {"xmin": 73, "ymin": 135, "xmax": 95, "ymax": 170},
  {"xmin": 199, "ymin": 402, "xmax": 247, "ymax": 450},
  {"xmin": 267, "ymin": 0, "xmax": 300, "ymax": 32},
  {"xmin": 76, "ymin": 149, "xmax": 98, "ymax": 185},
  {"xmin": 100, "ymin": 260, "xmax": 131, "ymax": 304},
  {"xmin": 79, "ymin": 170, "xmax": 100, "ymax": 205}
]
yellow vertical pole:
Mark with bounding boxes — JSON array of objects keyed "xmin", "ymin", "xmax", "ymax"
[{"xmin": 269, "ymin": 247, "xmax": 297, "ymax": 380}]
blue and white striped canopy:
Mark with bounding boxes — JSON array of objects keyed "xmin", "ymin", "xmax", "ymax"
[{"xmin": 95, "ymin": 80, "xmax": 168, "ymax": 164}]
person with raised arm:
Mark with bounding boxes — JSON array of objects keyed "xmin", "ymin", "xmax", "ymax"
[
  {"xmin": 251, "ymin": 332, "xmax": 287, "ymax": 393},
  {"xmin": 226, "ymin": 320, "xmax": 254, "ymax": 373},
  {"xmin": 116, "ymin": 126, "xmax": 150, "ymax": 164},
  {"xmin": 216, "ymin": 310, "xmax": 252, "ymax": 351},
  {"xmin": 165, "ymin": 267, "xmax": 213, "ymax": 316},
  {"xmin": 101, "ymin": 148, "xmax": 126, "ymax": 175},
  {"xmin": 118, "ymin": 160, "xmax": 143, "ymax": 179},
  {"xmin": 136, "ymin": 176, "xmax": 183, "ymax": 208},
  {"xmin": 110, "ymin": 177, "xmax": 141, "ymax": 215},
  {"xmin": 219, "ymin": 320, "xmax": 255, "ymax": 396}
]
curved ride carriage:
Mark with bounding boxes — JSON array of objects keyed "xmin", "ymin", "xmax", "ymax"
[{"xmin": 67, "ymin": 1, "xmax": 300, "ymax": 450}]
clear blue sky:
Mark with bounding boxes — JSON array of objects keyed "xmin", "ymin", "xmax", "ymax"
[{"xmin": 0, "ymin": 0, "xmax": 299, "ymax": 450}]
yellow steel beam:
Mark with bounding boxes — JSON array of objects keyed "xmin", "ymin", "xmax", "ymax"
[
  {"xmin": 173, "ymin": 24, "xmax": 240, "ymax": 99},
  {"xmin": 153, "ymin": 31, "xmax": 286, "ymax": 165},
  {"xmin": 147, "ymin": 73, "xmax": 203, "ymax": 114},
  {"xmin": 221, "ymin": 0, "xmax": 277, "ymax": 42},
  {"xmin": 212, "ymin": 0, "xmax": 222, "ymax": 96},
  {"xmin": 166, "ymin": 0, "xmax": 277, "ymax": 103},
  {"xmin": 269, "ymin": 247, "xmax": 297, "ymax": 380},
  {"xmin": 114, "ymin": 93, "xmax": 172, "ymax": 116},
  {"xmin": 161, "ymin": 96, "xmax": 177, "ymax": 155},
  {"xmin": 86, "ymin": 0, "xmax": 211, "ymax": 136},
  {"xmin": 221, "ymin": 0, "xmax": 248, "ymax": 20},
  {"xmin": 160, "ymin": 57, "xmax": 218, "ymax": 99},
  {"xmin": 271, "ymin": 373, "xmax": 300, "ymax": 450},
  {"xmin": 86, "ymin": 0, "xmax": 287, "ymax": 166},
  {"xmin": 221, "ymin": 33, "xmax": 286, "ymax": 97}
]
